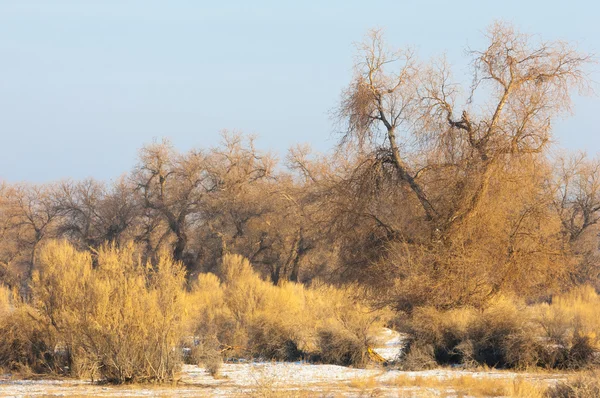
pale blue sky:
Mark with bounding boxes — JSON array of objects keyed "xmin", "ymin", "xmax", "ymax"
[{"xmin": 1, "ymin": 0, "xmax": 598, "ymax": 182}]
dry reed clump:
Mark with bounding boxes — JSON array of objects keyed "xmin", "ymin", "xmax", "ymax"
[
  {"xmin": 533, "ymin": 285, "xmax": 600, "ymax": 369},
  {"xmin": 387, "ymin": 374, "xmax": 547, "ymax": 397},
  {"xmin": 404, "ymin": 288, "xmax": 600, "ymax": 370},
  {"xmin": 545, "ymin": 372, "xmax": 600, "ymax": 398},
  {"xmin": 187, "ymin": 254, "xmax": 390, "ymax": 367},
  {"xmin": 28, "ymin": 240, "xmax": 187, "ymax": 383},
  {"xmin": 406, "ymin": 296, "xmax": 544, "ymax": 369},
  {"xmin": 0, "ymin": 300, "xmax": 59, "ymax": 375}
]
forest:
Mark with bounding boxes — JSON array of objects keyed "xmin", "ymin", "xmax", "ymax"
[{"xmin": 1, "ymin": 21, "xmax": 600, "ymax": 394}]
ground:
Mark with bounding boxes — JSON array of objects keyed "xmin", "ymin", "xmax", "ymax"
[
  {"xmin": 0, "ymin": 330, "xmax": 568, "ymax": 397},
  {"xmin": 0, "ymin": 364, "xmax": 568, "ymax": 397}
]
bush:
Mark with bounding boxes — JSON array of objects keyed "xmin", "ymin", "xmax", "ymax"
[
  {"xmin": 404, "ymin": 288, "xmax": 600, "ymax": 370},
  {"xmin": 0, "ymin": 304, "xmax": 59, "ymax": 374},
  {"xmin": 397, "ymin": 341, "xmax": 437, "ymax": 370},
  {"xmin": 3, "ymin": 244, "xmax": 393, "ymax": 381},
  {"xmin": 310, "ymin": 284, "xmax": 388, "ymax": 367},
  {"xmin": 187, "ymin": 335, "xmax": 223, "ymax": 377},
  {"xmin": 406, "ymin": 296, "xmax": 543, "ymax": 369},
  {"xmin": 546, "ymin": 373, "xmax": 600, "ymax": 398},
  {"xmin": 31, "ymin": 241, "xmax": 187, "ymax": 383},
  {"xmin": 466, "ymin": 297, "xmax": 542, "ymax": 368},
  {"xmin": 316, "ymin": 328, "xmax": 366, "ymax": 367},
  {"xmin": 188, "ymin": 254, "xmax": 390, "ymax": 367},
  {"xmin": 534, "ymin": 285, "xmax": 600, "ymax": 369},
  {"xmin": 189, "ymin": 255, "xmax": 308, "ymax": 361}
]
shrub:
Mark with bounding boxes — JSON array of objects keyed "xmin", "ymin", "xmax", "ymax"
[
  {"xmin": 187, "ymin": 272, "xmax": 239, "ymax": 355},
  {"xmin": 0, "ymin": 303, "xmax": 59, "ymax": 374},
  {"xmin": 466, "ymin": 297, "xmax": 542, "ymax": 368},
  {"xmin": 31, "ymin": 241, "xmax": 187, "ymax": 383},
  {"xmin": 546, "ymin": 372, "xmax": 600, "ymax": 398},
  {"xmin": 187, "ymin": 335, "xmax": 223, "ymax": 377},
  {"xmin": 406, "ymin": 296, "xmax": 543, "ymax": 369},
  {"xmin": 3, "ymin": 243, "xmax": 393, "ymax": 381},
  {"xmin": 534, "ymin": 285, "xmax": 600, "ymax": 369},
  {"xmin": 316, "ymin": 328, "xmax": 366, "ymax": 366},
  {"xmin": 188, "ymin": 254, "xmax": 390, "ymax": 367},
  {"xmin": 408, "ymin": 305, "xmax": 474, "ymax": 364},
  {"xmin": 311, "ymin": 284, "xmax": 389, "ymax": 367},
  {"xmin": 397, "ymin": 341, "xmax": 437, "ymax": 370},
  {"xmin": 190, "ymin": 255, "xmax": 309, "ymax": 361},
  {"xmin": 404, "ymin": 288, "xmax": 600, "ymax": 370}
]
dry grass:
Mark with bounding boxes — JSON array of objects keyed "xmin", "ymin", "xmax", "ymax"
[
  {"xmin": 242, "ymin": 366, "xmax": 344, "ymax": 398},
  {"xmin": 386, "ymin": 374, "xmax": 547, "ymax": 397},
  {"xmin": 546, "ymin": 371, "xmax": 600, "ymax": 398}
]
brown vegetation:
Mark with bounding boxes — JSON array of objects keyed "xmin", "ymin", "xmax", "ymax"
[
  {"xmin": 546, "ymin": 372, "xmax": 600, "ymax": 398},
  {"xmin": 0, "ymin": 21, "xmax": 599, "ymax": 384},
  {"xmin": 400, "ymin": 287, "xmax": 600, "ymax": 370},
  {"xmin": 188, "ymin": 254, "xmax": 390, "ymax": 367},
  {"xmin": 0, "ymin": 244, "xmax": 389, "ymax": 382}
]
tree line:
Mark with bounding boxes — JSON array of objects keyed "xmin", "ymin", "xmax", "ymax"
[{"xmin": 1, "ymin": 21, "xmax": 599, "ymax": 312}]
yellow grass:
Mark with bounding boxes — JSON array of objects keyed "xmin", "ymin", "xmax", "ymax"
[{"xmin": 386, "ymin": 374, "xmax": 547, "ymax": 397}]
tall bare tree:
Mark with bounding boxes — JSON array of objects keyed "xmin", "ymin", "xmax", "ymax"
[
  {"xmin": 551, "ymin": 153, "xmax": 600, "ymax": 286},
  {"xmin": 333, "ymin": 22, "xmax": 592, "ymax": 308},
  {"xmin": 337, "ymin": 23, "xmax": 590, "ymax": 237}
]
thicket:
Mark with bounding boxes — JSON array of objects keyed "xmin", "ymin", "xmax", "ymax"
[
  {"xmin": 187, "ymin": 254, "xmax": 389, "ymax": 367},
  {"xmin": 0, "ymin": 243, "xmax": 389, "ymax": 382},
  {"xmin": 0, "ymin": 241, "xmax": 187, "ymax": 382},
  {"xmin": 400, "ymin": 287, "xmax": 600, "ymax": 370}
]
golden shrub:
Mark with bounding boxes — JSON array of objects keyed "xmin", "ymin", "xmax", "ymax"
[
  {"xmin": 187, "ymin": 254, "xmax": 390, "ymax": 366},
  {"xmin": 31, "ymin": 241, "xmax": 186, "ymax": 383}
]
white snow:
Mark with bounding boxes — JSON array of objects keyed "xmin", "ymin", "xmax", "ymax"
[
  {"xmin": 0, "ymin": 363, "xmax": 567, "ymax": 397},
  {"xmin": 372, "ymin": 327, "xmax": 408, "ymax": 361}
]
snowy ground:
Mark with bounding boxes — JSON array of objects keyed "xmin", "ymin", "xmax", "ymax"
[
  {"xmin": 0, "ymin": 330, "xmax": 567, "ymax": 397},
  {"xmin": 373, "ymin": 327, "xmax": 408, "ymax": 361},
  {"xmin": 0, "ymin": 364, "xmax": 568, "ymax": 397}
]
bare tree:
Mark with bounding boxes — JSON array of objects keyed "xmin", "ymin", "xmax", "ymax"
[
  {"xmin": 337, "ymin": 23, "xmax": 591, "ymax": 237},
  {"xmin": 55, "ymin": 177, "xmax": 139, "ymax": 248},
  {"xmin": 3, "ymin": 184, "xmax": 61, "ymax": 279},
  {"xmin": 552, "ymin": 153, "xmax": 600, "ymax": 241},
  {"xmin": 134, "ymin": 139, "xmax": 214, "ymax": 267},
  {"xmin": 332, "ymin": 21, "xmax": 592, "ymax": 308},
  {"xmin": 551, "ymin": 153, "xmax": 600, "ymax": 286}
]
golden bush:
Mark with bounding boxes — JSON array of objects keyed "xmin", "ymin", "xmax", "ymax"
[
  {"xmin": 187, "ymin": 254, "xmax": 390, "ymax": 366},
  {"xmin": 31, "ymin": 241, "xmax": 186, "ymax": 383}
]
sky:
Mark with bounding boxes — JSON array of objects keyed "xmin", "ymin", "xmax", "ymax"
[{"xmin": 1, "ymin": 0, "xmax": 599, "ymax": 183}]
